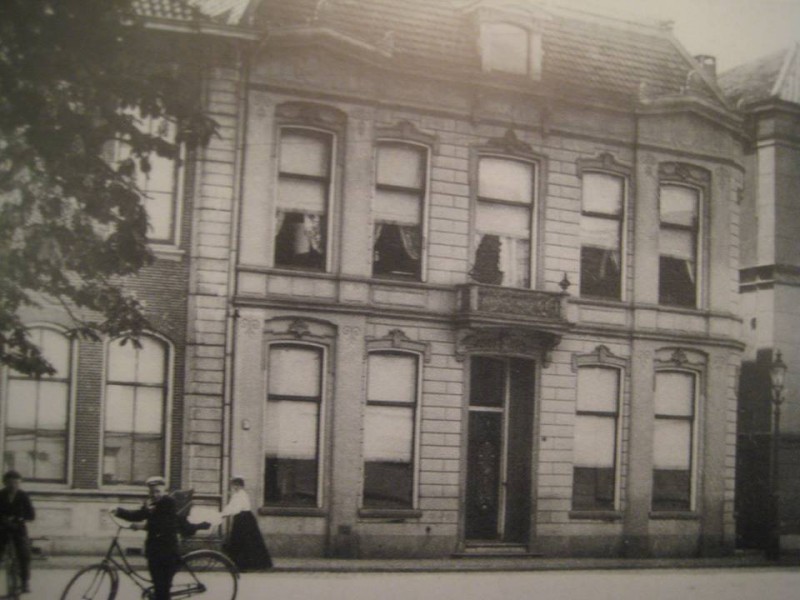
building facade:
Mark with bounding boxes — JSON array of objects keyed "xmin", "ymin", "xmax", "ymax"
[
  {"xmin": 721, "ymin": 44, "xmax": 800, "ymax": 553},
  {"xmin": 1, "ymin": 0, "xmax": 747, "ymax": 559}
]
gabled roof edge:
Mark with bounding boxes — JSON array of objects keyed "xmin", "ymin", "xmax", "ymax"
[
  {"xmin": 663, "ymin": 31, "xmax": 733, "ymax": 111},
  {"xmin": 770, "ymin": 43, "xmax": 799, "ymax": 99}
]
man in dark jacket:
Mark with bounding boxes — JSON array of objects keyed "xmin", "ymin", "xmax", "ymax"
[
  {"xmin": 0, "ymin": 470, "xmax": 35, "ymax": 594},
  {"xmin": 113, "ymin": 476, "xmax": 208, "ymax": 600}
]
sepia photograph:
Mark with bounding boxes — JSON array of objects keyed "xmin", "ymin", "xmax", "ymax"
[{"xmin": 1, "ymin": 0, "xmax": 799, "ymax": 598}]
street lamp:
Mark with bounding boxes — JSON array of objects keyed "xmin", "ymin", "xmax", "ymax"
[{"xmin": 767, "ymin": 350, "xmax": 788, "ymax": 560}]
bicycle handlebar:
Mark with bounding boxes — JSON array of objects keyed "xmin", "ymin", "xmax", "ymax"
[{"xmin": 108, "ymin": 511, "xmax": 142, "ymax": 531}]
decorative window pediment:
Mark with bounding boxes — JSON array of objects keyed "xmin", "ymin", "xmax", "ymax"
[
  {"xmin": 375, "ymin": 120, "xmax": 439, "ymax": 152},
  {"xmin": 276, "ymin": 101, "xmax": 347, "ymax": 131},
  {"xmin": 366, "ymin": 329, "xmax": 431, "ymax": 362},
  {"xmin": 572, "ymin": 345, "xmax": 629, "ymax": 371}
]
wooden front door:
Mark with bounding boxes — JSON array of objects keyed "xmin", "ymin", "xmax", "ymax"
[{"xmin": 465, "ymin": 357, "xmax": 534, "ymax": 543}]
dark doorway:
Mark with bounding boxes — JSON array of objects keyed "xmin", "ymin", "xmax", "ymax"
[{"xmin": 465, "ymin": 357, "xmax": 534, "ymax": 544}]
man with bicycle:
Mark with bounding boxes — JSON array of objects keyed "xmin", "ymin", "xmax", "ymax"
[
  {"xmin": 111, "ymin": 476, "xmax": 182, "ymax": 600},
  {"xmin": 0, "ymin": 470, "xmax": 35, "ymax": 595}
]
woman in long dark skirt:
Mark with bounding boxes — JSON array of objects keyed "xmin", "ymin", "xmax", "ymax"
[{"xmin": 220, "ymin": 478, "xmax": 273, "ymax": 571}]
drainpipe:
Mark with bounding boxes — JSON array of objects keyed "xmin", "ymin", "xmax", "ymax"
[{"xmin": 221, "ymin": 41, "xmax": 251, "ymax": 510}]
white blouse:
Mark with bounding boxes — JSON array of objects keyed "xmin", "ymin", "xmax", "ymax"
[{"xmin": 220, "ymin": 489, "xmax": 251, "ymax": 517}]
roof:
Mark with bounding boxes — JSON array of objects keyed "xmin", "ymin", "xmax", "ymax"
[
  {"xmin": 253, "ymin": 0, "xmax": 722, "ymax": 106},
  {"xmin": 719, "ymin": 46, "xmax": 798, "ymax": 107}
]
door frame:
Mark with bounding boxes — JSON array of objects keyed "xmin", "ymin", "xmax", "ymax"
[{"xmin": 458, "ymin": 353, "xmax": 542, "ymax": 550}]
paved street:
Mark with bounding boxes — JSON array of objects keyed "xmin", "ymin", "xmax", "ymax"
[{"xmin": 28, "ymin": 566, "xmax": 800, "ymax": 600}]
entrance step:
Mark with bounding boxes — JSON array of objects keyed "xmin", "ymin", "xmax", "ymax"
[{"xmin": 454, "ymin": 544, "xmax": 543, "ymax": 558}]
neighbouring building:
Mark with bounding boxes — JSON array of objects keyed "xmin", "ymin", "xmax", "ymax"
[
  {"xmin": 0, "ymin": 1, "xmax": 255, "ymax": 554},
  {"xmin": 720, "ymin": 44, "xmax": 800, "ymax": 554},
  {"xmin": 2, "ymin": 0, "xmax": 749, "ymax": 559}
]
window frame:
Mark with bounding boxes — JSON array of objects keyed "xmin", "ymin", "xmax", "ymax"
[
  {"xmin": 657, "ymin": 182, "xmax": 702, "ymax": 308},
  {"xmin": 472, "ymin": 152, "xmax": 539, "ymax": 290},
  {"xmin": 371, "ymin": 140, "xmax": 431, "ymax": 282},
  {"xmin": 572, "ymin": 365, "xmax": 622, "ymax": 512},
  {"xmin": 651, "ymin": 368, "xmax": 700, "ymax": 513},
  {"xmin": 570, "ymin": 345, "xmax": 628, "ymax": 517},
  {"xmin": 0, "ymin": 324, "xmax": 77, "ymax": 487},
  {"xmin": 361, "ymin": 350, "xmax": 423, "ymax": 511},
  {"xmin": 111, "ymin": 111, "xmax": 185, "ymax": 249},
  {"xmin": 99, "ymin": 332, "xmax": 174, "ymax": 490},
  {"xmin": 273, "ymin": 125, "xmax": 336, "ymax": 273},
  {"xmin": 482, "ymin": 22, "xmax": 532, "ymax": 76},
  {"xmin": 578, "ymin": 171, "xmax": 628, "ymax": 301},
  {"xmin": 263, "ymin": 341, "xmax": 327, "ymax": 509}
]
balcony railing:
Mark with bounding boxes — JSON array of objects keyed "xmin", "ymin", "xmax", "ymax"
[{"xmin": 456, "ymin": 283, "xmax": 569, "ymax": 326}]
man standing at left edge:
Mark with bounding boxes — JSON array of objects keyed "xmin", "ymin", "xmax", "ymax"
[
  {"xmin": 112, "ymin": 476, "xmax": 181, "ymax": 600},
  {"xmin": 0, "ymin": 470, "xmax": 35, "ymax": 594}
]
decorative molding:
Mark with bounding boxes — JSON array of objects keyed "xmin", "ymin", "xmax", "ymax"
[
  {"xmin": 572, "ymin": 344, "xmax": 629, "ymax": 371},
  {"xmin": 375, "ymin": 120, "xmax": 439, "ymax": 151},
  {"xmin": 483, "ymin": 128, "xmax": 534, "ymax": 156},
  {"xmin": 658, "ymin": 162, "xmax": 711, "ymax": 187},
  {"xmin": 576, "ymin": 152, "xmax": 631, "ymax": 177},
  {"xmin": 287, "ymin": 319, "xmax": 311, "ymax": 338},
  {"xmin": 654, "ymin": 346, "xmax": 708, "ymax": 369},
  {"xmin": 458, "ymin": 284, "xmax": 565, "ymax": 322},
  {"xmin": 366, "ymin": 328, "xmax": 431, "ymax": 362},
  {"xmin": 237, "ymin": 317, "xmax": 262, "ymax": 337},
  {"xmin": 455, "ymin": 327, "xmax": 558, "ymax": 364},
  {"xmin": 275, "ymin": 101, "xmax": 347, "ymax": 129}
]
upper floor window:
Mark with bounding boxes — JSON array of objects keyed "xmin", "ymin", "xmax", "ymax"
[
  {"xmin": 580, "ymin": 173, "xmax": 624, "ymax": 300},
  {"xmin": 472, "ymin": 157, "xmax": 534, "ymax": 288},
  {"xmin": 265, "ymin": 344, "xmax": 324, "ymax": 507},
  {"xmin": 483, "ymin": 23, "xmax": 530, "ymax": 75},
  {"xmin": 652, "ymin": 370, "xmax": 697, "ymax": 511},
  {"xmin": 114, "ymin": 112, "xmax": 181, "ymax": 245},
  {"xmin": 658, "ymin": 184, "xmax": 700, "ymax": 308},
  {"xmin": 573, "ymin": 366, "xmax": 620, "ymax": 511},
  {"xmin": 103, "ymin": 335, "xmax": 168, "ymax": 486},
  {"xmin": 363, "ymin": 352, "xmax": 420, "ymax": 509},
  {"xmin": 373, "ymin": 143, "xmax": 427, "ymax": 280},
  {"xmin": 275, "ymin": 128, "xmax": 333, "ymax": 271},
  {"xmin": 2, "ymin": 327, "xmax": 72, "ymax": 483}
]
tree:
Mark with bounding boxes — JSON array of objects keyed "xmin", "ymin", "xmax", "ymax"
[{"xmin": 0, "ymin": 0, "xmax": 216, "ymax": 375}]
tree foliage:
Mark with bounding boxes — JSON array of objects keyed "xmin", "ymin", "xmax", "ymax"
[{"xmin": 0, "ymin": 0, "xmax": 216, "ymax": 375}]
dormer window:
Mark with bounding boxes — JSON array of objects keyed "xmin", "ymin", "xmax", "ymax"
[
  {"xmin": 482, "ymin": 23, "xmax": 530, "ymax": 75},
  {"xmin": 471, "ymin": 0, "xmax": 547, "ymax": 82}
]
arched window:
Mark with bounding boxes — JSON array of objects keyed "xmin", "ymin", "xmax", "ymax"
[
  {"xmin": 372, "ymin": 142, "xmax": 428, "ymax": 280},
  {"xmin": 573, "ymin": 366, "xmax": 621, "ymax": 510},
  {"xmin": 3, "ymin": 327, "xmax": 72, "ymax": 483},
  {"xmin": 580, "ymin": 172, "xmax": 625, "ymax": 300},
  {"xmin": 363, "ymin": 351, "xmax": 420, "ymax": 509},
  {"xmin": 264, "ymin": 343, "xmax": 324, "ymax": 507},
  {"xmin": 473, "ymin": 156, "xmax": 535, "ymax": 288},
  {"xmin": 658, "ymin": 184, "xmax": 701, "ymax": 307},
  {"xmin": 483, "ymin": 23, "xmax": 530, "ymax": 75},
  {"xmin": 274, "ymin": 128, "xmax": 333, "ymax": 271},
  {"xmin": 103, "ymin": 335, "xmax": 169, "ymax": 485},
  {"xmin": 652, "ymin": 370, "xmax": 698, "ymax": 511}
]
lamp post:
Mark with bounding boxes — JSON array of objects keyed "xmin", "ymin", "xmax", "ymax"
[{"xmin": 767, "ymin": 350, "xmax": 788, "ymax": 560}]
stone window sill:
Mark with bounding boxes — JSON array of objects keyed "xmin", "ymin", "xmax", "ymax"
[
  {"xmin": 649, "ymin": 511, "xmax": 699, "ymax": 520},
  {"xmin": 257, "ymin": 506, "xmax": 327, "ymax": 517},
  {"xmin": 358, "ymin": 508, "xmax": 423, "ymax": 521},
  {"xmin": 568, "ymin": 510, "xmax": 622, "ymax": 521}
]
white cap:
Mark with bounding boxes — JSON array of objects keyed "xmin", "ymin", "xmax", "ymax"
[{"xmin": 145, "ymin": 476, "xmax": 166, "ymax": 487}]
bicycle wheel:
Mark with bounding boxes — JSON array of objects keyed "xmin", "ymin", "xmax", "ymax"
[
  {"xmin": 173, "ymin": 550, "xmax": 238, "ymax": 600},
  {"xmin": 60, "ymin": 564, "xmax": 118, "ymax": 600}
]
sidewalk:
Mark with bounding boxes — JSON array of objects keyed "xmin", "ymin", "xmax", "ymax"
[{"xmin": 34, "ymin": 552, "xmax": 800, "ymax": 573}]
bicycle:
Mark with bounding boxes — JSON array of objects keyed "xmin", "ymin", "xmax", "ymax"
[{"xmin": 60, "ymin": 513, "xmax": 238, "ymax": 600}]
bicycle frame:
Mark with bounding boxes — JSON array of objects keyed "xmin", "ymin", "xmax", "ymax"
[{"xmin": 100, "ymin": 517, "xmax": 206, "ymax": 598}]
